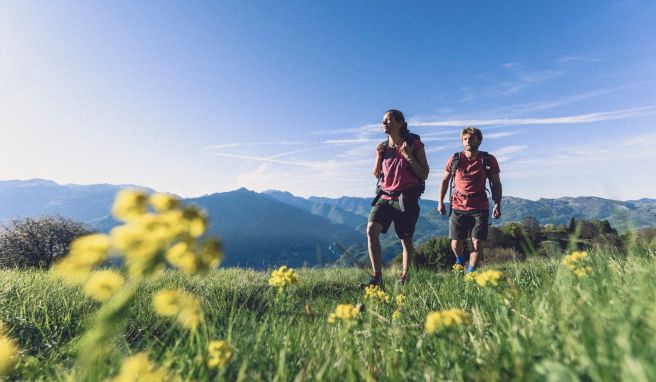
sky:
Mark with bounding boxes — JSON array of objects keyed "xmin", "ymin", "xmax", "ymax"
[{"xmin": 1, "ymin": 1, "xmax": 655, "ymax": 201}]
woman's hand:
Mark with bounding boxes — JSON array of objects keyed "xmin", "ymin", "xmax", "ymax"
[
  {"xmin": 401, "ymin": 141, "xmax": 414, "ymax": 160},
  {"xmin": 375, "ymin": 142, "xmax": 386, "ymax": 161}
]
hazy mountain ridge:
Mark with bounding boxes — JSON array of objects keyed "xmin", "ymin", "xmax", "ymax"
[{"xmin": 1, "ymin": 179, "xmax": 655, "ymax": 268}]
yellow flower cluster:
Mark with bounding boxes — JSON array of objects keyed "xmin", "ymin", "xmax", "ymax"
[
  {"xmin": 391, "ymin": 293, "xmax": 406, "ymax": 321},
  {"xmin": 110, "ymin": 190, "xmax": 220, "ymax": 278},
  {"xmin": 268, "ymin": 266, "xmax": 298, "ymax": 291},
  {"xmin": 474, "ymin": 269, "xmax": 503, "ymax": 287},
  {"xmin": 83, "ymin": 270, "xmax": 125, "ymax": 302},
  {"xmin": 464, "ymin": 271, "xmax": 478, "ymax": 283},
  {"xmin": 53, "ymin": 189, "xmax": 223, "ymax": 284},
  {"xmin": 153, "ymin": 290, "xmax": 202, "ymax": 329},
  {"xmin": 52, "ymin": 234, "xmax": 112, "ymax": 285},
  {"xmin": 327, "ymin": 304, "xmax": 360, "ymax": 324},
  {"xmin": 452, "ymin": 264, "xmax": 465, "ymax": 272},
  {"xmin": 0, "ymin": 325, "xmax": 19, "ymax": 377},
  {"xmin": 425, "ymin": 309, "xmax": 471, "ymax": 334},
  {"xmin": 207, "ymin": 340, "xmax": 235, "ymax": 369},
  {"xmin": 562, "ymin": 251, "xmax": 592, "ymax": 277},
  {"xmin": 109, "ymin": 352, "xmax": 179, "ymax": 382},
  {"xmin": 364, "ymin": 285, "xmax": 390, "ymax": 303}
]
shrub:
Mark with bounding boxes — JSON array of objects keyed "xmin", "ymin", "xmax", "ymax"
[
  {"xmin": 413, "ymin": 237, "xmax": 452, "ymax": 271},
  {"xmin": 0, "ymin": 216, "xmax": 95, "ymax": 269},
  {"xmin": 538, "ymin": 240, "xmax": 562, "ymax": 258},
  {"xmin": 484, "ymin": 247, "xmax": 525, "ymax": 265}
]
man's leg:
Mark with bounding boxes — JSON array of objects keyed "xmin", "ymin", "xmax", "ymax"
[
  {"xmin": 469, "ymin": 210, "xmax": 489, "ymax": 271},
  {"xmin": 451, "ymin": 239, "xmax": 465, "ymax": 265},
  {"xmin": 469, "ymin": 239, "xmax": 485, "ymax": 269},
  {"xmin": 367, "ymin": 222, "xmax": 384, "ymax": 275}
]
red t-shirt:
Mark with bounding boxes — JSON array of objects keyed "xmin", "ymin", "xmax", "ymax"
[
  {"xmin": 444, "ymin": 152, "xmax": 500, "ymax": 211},
  {"xmin": 379, "ymin": 137, "xmax": 424, "ymax": 200}
]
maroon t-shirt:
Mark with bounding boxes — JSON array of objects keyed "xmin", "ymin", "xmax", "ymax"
[
  {"xmin": 379, "ymin": 137, "xmax": 424, "ymax": 200},
  {"xmin": 444, "ymin": 152, "xmax": 500, "ymax": 211}
]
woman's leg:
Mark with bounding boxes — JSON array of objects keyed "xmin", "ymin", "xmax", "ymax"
[{"xmin": 367, "ymin": 222, "xmax": 384, "ymax": 275}]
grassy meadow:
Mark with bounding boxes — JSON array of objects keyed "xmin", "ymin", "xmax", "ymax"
[{"xmin": 1, "ymin": 246, "xmax": 655, "ymax": 381}]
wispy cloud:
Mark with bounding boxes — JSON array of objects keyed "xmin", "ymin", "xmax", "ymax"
[{"xmin": 412, "ymin": 106, "xmax": 656, "ymax": 127}]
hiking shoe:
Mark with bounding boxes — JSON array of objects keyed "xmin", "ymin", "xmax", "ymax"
[{"xmin": 359, "ymin": 274, "xmax": 384, "ymax": 290}]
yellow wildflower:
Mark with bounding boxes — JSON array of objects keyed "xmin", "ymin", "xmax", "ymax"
[
  {"xmin": 182, "ymin": 205, "xmax": 208, "ymax": 238},
  {"xmin": 452, "ymin": 264, "xmax": 464, "ymax": 272},
  {"xmin": 364, "ymin": 285, "xmax": 390, "ymax": 303},
  {"xmin": 327, "ymin": 304, "xmax": 359, "ymax": 324},
  {"xmin": 268, "ymin": 266, "xmax": 298, "ymax": 290},
  {"xmin": 425, "ymin": 309, "xmax": 471, "ymax": 334},
  {"xmin": 464, "ymin": 271, "xmax": 478, "ymax": 283},
  {"xmin": 84, "ymin": 270, "xmax": 124, "ymax": 302},
  {"xmin": 474, "ymin": 269, "xmax": 502, "ymax": 287},
  {"xmin": 207, "ymin": 340, "xmax": 235, "ymax": 369},
  {"xmin": 51, "ymin": 233, "xmax": 113, "ymax": 285},
  {"xmin": 165, "ymin": 241, "xmax": 197, "ymax": 274},
  {"xmin": 112, "ymin": 189, "xmax": 149, "ymax": 222},
  {"xmin": 153, "ymin": 290, "xmax": 202, "ymax": 329},
  {"xmin": 562, "ymin": 251, "xmax": 592, "ymax": 277},
  {"xmin": 149, "ymin": 193, "xmax": 180, "ymax": 212},
  {"xmin": 197, "ymin": 238, "xmax": 223, "ymax": 272},
  {"xmin": 51, "ymin": 256, "xmax": 91, "ymax": 285},
  {"xmin": 68, "ymin": 234, "xmax": 112, "ymax": 266},
  {"xmin": 395, "ymin": 294, "xmax": 406, "ymax": 307},
  {"xmin": 0, "ymin": 335, "xmax": 19, "ymax": 377},
  {"xmin": 109, "ymin": 352, "xmax": 179, "ymax": 382},
  {"xmin": 392, "ymin": 309, "xmax": 401, "ymax": 321}
]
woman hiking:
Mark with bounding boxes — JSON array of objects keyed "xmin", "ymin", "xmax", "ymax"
[{"xmin": 363, "ymin": 109, "xmax": 429, "ymax": 288}]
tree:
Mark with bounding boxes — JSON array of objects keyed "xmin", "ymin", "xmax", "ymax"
[
  {"xmin": 0, "ymin": 216, "xmax": 95, "ymax": 269},
  {"xmin": 568, "ymin": 217, "xmax": 576, "ymax": 233}
]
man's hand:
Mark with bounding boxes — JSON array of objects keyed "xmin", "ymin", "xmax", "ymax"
[
  {"xmin": 438, "ymin": 203, "xmax": 446, "ymax": 216},
  {"xmin": 492, "ymin": 204, "xmax": 501, "ymax": 219}
]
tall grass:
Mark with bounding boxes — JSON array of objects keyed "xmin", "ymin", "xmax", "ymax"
[{"xmin": 1, "ymin": 246, "xmax": 655, "ymax": 381}]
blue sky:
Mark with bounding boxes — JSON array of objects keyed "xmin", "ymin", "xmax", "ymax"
[{"xmin": 1, "ymin": 1, "xmax": 655, "ymax": 200}]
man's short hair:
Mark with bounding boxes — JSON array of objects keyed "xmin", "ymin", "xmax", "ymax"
[{"xmin": 460, "ymin": 126, "xmax": 483, "ymax": 141}]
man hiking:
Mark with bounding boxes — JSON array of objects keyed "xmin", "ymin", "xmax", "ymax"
[
  {"xmin": 438, "ymin": 127, "xmax": 502, "ymax": 273},
  {"xmin": 363, "ymin": 109, "xmax": 429, "ymax": 288}
]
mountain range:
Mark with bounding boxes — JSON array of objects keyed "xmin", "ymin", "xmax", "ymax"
[{"xmin": 1, "ymin": 179, "xmax": 655, "ymax": 268}]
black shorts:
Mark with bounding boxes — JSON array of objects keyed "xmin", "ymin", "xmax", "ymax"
[
  {"xmin": 449, "ymin": 209, "xmax": 489, "ymax": 240},
  {"xmin": 368, "ymin": 198, "xmax": 420, "ymax": 239}
]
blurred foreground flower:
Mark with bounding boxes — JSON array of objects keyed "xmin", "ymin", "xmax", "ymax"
[
  {"xmin": 464, "ymin": 271, "xmax": 478, "ymax": 283},
  {"xmin": 0, "ymin": 334, "xmax": 19, "ymax": 377},
  {"xmin": 84, "ymin": 270, "xmax": 125, "ymax": 302},
  {"xmin": 425, "ymin": 309, "xmax": 471, "ymax": 334},
  {"xmin": 109, "ymin": 352, "xmax": 179, "ymax": 382},
  {"xmin": 207, "ymin": 340, "xmax": 235, "ymax": 369},
  {"xmin": 51, "ymin": 234, "xmax": 112, "ymax": 285},
  {"xmin": 327, "ymin": 304, "xmax": 360, "ymax": 324},
  {"xmin": 268, "ymin": 266, "xmax": 298, "ymax": 292},
  {"xmin": 475, "ymin": 269, "xmax": 502, "ymax": 287},
  {"xmin": 153, "ymin": 290, "xmax": 202, "ymax": 329},
  {"xmin": 562, "ymin": 251, "xmax": 592, "ymax": 277},
  {"xmin": 364, "ymin": 285, "xmax": 390, "ymax": 303}
]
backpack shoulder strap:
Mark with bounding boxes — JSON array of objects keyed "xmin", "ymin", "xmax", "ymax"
[{"xmin": 478, "ymin": 151, "xmax": 492, "ymax": 179}]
